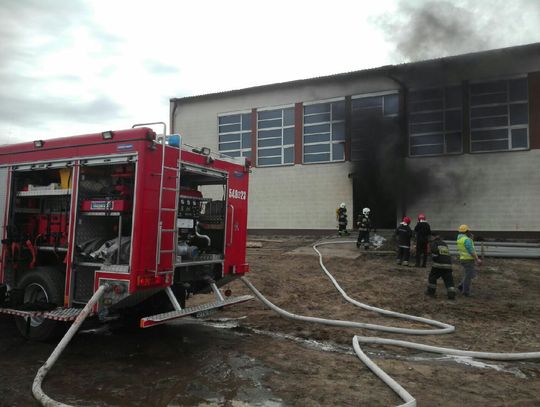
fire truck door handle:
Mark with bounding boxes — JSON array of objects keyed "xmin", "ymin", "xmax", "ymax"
[{"xmin": 227, "ymin": 204, "xmax": 235, "ymax": 246}]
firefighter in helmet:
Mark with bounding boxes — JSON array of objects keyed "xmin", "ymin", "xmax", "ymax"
[
  {"xmin": 426, "ymin": 234, "xmax": 456, "ymax": 299},
  {"xmin": 395, "ymin": 216, "xmax": 412, "ymax": 266},
  {"xmin": 356, "ymin": 207, "xmax": 372, "ymax": 249},
  {"xmin": 336, "ymin": 202, "xmax": 349, "ymax": 236},
  {"xmin": 414, "ymin": 213, "xmax": 432, "ymax": 267}
]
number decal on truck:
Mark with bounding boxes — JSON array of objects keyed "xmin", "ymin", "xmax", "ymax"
[{"xmin": 228, "ymin": 188, "xmax": 247, "ymax": 200}]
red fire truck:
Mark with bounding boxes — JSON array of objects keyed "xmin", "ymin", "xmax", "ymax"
[{"xmin": 0, "ymin": 124, "xmax": 253, "ymax": 340}]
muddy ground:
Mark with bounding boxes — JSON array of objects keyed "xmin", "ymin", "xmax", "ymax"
[{"xmin": 1, "ymin": 235, "xmax": 539, "ymax": 406}]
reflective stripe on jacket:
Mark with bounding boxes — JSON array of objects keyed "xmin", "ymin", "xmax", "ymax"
[{"xmin": 457, "ymin": 234, "xmax": 475, "ymax": 261}]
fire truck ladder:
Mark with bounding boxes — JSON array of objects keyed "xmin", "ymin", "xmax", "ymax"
[{"xmin": 155, "ymin": 159, "xmax": 180, "ymax": 274}]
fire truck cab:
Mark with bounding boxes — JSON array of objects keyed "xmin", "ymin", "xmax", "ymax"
[{"xmin": 0, "ymin": 125, "xmax": 252, "ymax": 340}]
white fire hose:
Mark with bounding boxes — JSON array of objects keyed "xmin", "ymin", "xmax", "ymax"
[
  {"xmin": 241, "ymin": 240, "xmax": 540, "ymax": 407},
  {"xmin": 33, "ymin": 284, "xmax": 109, "ymax": 407}
]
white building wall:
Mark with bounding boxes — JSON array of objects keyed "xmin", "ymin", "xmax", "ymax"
[
  {"xmin": 173, "ymin": 77, "xmax": 395, "ymax": 230},
  {"xmin": 405, "ymin": 150, "xmax": 540, "ymax": 232}
]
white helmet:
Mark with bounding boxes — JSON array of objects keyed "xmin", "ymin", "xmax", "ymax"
[
  {"xmin": 362, "ymin": 207, "xmax": 370, "ymax": 215},
  {"xmin": 340, "ymin": 202, "xmax": 346, "ymax": 209}
]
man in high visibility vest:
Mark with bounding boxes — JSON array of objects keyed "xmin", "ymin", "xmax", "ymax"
[{"xmin": 456, "ymin": 224, "xmax": 482, "ymax": 296}]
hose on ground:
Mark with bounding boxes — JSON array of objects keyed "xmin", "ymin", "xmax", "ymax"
[
  {"xmin": 33, "ymin": 284, "xmax": 109, "ymax": 407},
  {"xmin": 240, "ymin": 239, "xmax": 540, "ymax": 407}
]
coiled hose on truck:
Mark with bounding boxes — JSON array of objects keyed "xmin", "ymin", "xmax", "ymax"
[{"xmin": 240, "ymin": 240, "xmax": 540, "ymax": 407}]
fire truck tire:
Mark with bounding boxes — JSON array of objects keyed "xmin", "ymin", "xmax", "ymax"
[{"xmin": 14, "ymin": 268, "xmax": 65, "ymax": 341}]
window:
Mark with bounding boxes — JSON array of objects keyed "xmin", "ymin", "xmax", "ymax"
[
  {"xmin": 218, "ymin": 112, "xmax": 252, "ymax": 158},
  {"xmin": 257, "ymin": 107, "xmax": 294, "ymax": 166},
  {"xmin": 469, "ymin": 77, "xmax": 528, "ymax": 152},
  {"xmin": 303, "ymin": 100, "xmax": 345, "ymax": 163},
  {"xmin": 408, "ymin": 86, "xmax": 462, "ymax": 156}
]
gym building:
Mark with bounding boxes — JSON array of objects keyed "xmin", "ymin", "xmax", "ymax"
[{"xmin": 170, "ymin": 42, "xmax": 540, "ymax": 237}]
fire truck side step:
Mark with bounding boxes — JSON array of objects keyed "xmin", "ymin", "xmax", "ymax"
[
  {"xmin": 140, "ymin": 294, "xmax": 254, "ymax": 328},
  {"xmin": 0, "ymin": 306, "xmax": 86, "ymax": 322}
]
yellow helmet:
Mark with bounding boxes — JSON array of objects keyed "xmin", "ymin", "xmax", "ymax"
[{"xmin": 458, "ymin": 224, "xmax": 469, "ymax": 233}]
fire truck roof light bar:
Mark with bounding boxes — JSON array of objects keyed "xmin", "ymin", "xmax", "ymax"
[{"xmin": 33, "ymin": 140, "xmax": 44, "ymax": 148}]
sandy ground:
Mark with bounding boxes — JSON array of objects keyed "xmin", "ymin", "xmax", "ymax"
[{"xmin": 1, "ymin": 235, "xmax": 539, "ymax": 406}]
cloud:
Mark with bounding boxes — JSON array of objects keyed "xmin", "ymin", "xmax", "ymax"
[{"xmin": 144, "ymin": 60, "xmax": 182, "ymax": 75}]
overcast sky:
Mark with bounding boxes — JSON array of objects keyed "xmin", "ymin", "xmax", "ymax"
[{"xmin": 1, "ymin": 0, "xmax": 539, "ymax": 144}]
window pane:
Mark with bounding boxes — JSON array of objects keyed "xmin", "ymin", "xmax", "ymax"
[
  {"xmin": 284, "ymin": 147, "xmax": 294, "ymax": 163},
  {"xmin": 445, "ymin": 132, "xmax": 462, "ymax": 153},
  {"xmin": 471, "ymin": 129, "xmax": 508, "ymax": 142},
  {"xmin": 510, "ymin": 103, "xmax": 528, "ymax": 125},
  {"xmin": 332, "ymin": 143, "xmax": 345, "ymax": 160},
  {"xmin": 305, "ymin": 103, "xmax": 330, "ymax": 115},
  {"xmin": 219, "ymin": 123, "xmax": 241, "ymax": 133},
  {"xmin": 470, "ymin": 81, "xmax": 507, "ymax": 94},
  {"xmin": 283, "ymin": 108, "xmax": 295, "ymax": 126},
  {"xmin": 304, "ymin": 113, "xmax": 330, "ymax": 124},
  {"xmin": 224, "ymin": 150, "xmax": 240, "ymax": 157},
  {"xmin": 471, "ymin": 139, "xmax": 509, "ymax": 152},
  {"xmin": 304, "ymin": 153, "xmax": 330, "ymax": 163},
  {"xmin": 471, "ymin": 105, "xmax": 507, "ymax": 118},
  {"xmin": 258, "ymin": 128, "xmax": 282, "ymax": 138},
  {"xmin": 305, "ymin": 134, "xmax": 330, "ymax": 144},
  {"xmin": 219, "ymin": 133, "xmax": 240, "ymax": 143},
  {"xmin": 410, "ymin": 122, "xmax": 444, "ymax": 134},
  {"xmin": 219, "ymin": 142, "xmax": 241, "ymax": 151},
  {"xmin": 410, "ymin": 100, "xmax": 444, "ymax": 113},
  {"xmin": 258, "ymin": 147, "xmax": 282, "ymax": 157},
  {"xmin": 511, "ymin": 128, "xmax": 528, "ymax": 148},
  {"xmin": 258, "ymin": 137, "xmax": 281, "ymax": 148},
  {"xmin": 410, "ymin": 88, "xmax": 443, "ymax": 102},
  {"xmin": 445, "ymin": 86, "xmax": 462, "ymax": 108},
  {"xmin": 258, "ymin": 118, "xmax": 282, "ymax": 129},
  {"xmin": 471, "ymin": 116, "xmax": 508, "ymax": 129},
  {"xmin": 242, "ymin": 151, "xmax": 252, "ymax": 158},
  {"xmin": 509, "ymin": 78, "xmax": 528, "ymax": 101},
  {"xmin": 241, "ymin": 133, "xmax": 251, "ymax": 148},
  {"xmin": 352, "ymin": 96, "xmax": 382, "ymax": 110},
  {"xmin": 219, "ymin": 115, "xmax": 240, "ymax": 125},
  {"xmin": 471, "ymin": 93, "xmax": 508, "ymax": 106},
  {"xmin": 445, "ymin": 110, "xmax": 462, "ymax": 131},
  {"xmin": 332, "ymin": 122, "xmax": 345, "ymax": 140},
  {"xmin": 242, "ymin": 113, "xmax": 252, "ymax": 130},
  {"xmin": 332, "ymin": 101, "xmax": 345, "ymax": 120},
  {"xmin": 283, "ymin": 132, "xmax": 295, "ymax": 146},
  {"xmin": 258, "ymin": 110, "xmax": 282, "ymax": 120},
  {"xmin": 304, "ymin": 123, "xmax": 330, "ymax": 134},
  {"xmin": 305, "ymin": 144, "xmax": 330, "ymax": 154},
  {"xmin": 258, "ymin": 156, "xmax": 282, "ymax": 166},
  {"xmin": 410, "ymin": 145, "xmax": 444, "ymax": 156},
  {"xmin": 410, "ymin": 134, "xmax": 444, "ymax": 146},
  {"xmin": 384, "ymin": 94, "xmax": 399, "ymax": 115},
  {"xmin": 409, "ymin": 111, "xmax": 443, "ymax": 124}
]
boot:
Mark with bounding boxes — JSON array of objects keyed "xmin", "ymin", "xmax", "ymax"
[
  {"xmin": 425, "ymin": 286, "xmax": 436, "ymax": 297},
  {"xmin": 447, "ymin": 288, "xmax": 456, "ymax": 300},
  {"xmin": 396, "ymin": 259, "xmax": 402, "ymax": 265},
  {"xmin": 402, "ymin": 260, "xmax": 408, "ymax": 266}
]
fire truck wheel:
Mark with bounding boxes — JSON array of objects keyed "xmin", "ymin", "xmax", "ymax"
[{"xmin": 14, "ymin": 268, "xmax": 65, "ymax": 341}]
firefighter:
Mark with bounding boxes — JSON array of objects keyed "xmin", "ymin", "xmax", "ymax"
[
  {"xmin": 414, "ymin": 213, "xmax": 431, "ymax": 267},
  {"xmin": 426, "ymin": 234, "xmax": 456, "ymax": 299},
  {"xmin": 356, "ymin": 207, "xmax": 372, "ymax": 249},
  {"xmin": 395, "ymin": 216, "xmax": 412, "ymax": 266},
  {"xmin": 336, "ymin": 203, "xmax": 349, "ymax": 236},
  {"xmin": 456, "ymin": 224, "xmax": 482, "ymax": 297}
]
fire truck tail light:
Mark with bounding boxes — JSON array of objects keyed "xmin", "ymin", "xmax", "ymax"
[
  {"xmin": 137, "ymin": 275, "xmax": 165, "ymax": 287},
  {"xmin": 224, "ymin": 289, "xmax": 232, "ymax": 297}
]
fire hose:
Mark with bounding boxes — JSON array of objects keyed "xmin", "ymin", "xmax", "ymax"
[
  {"xmin": 241, "ymin": 240, "xmax": 540, "ymax": 407},
  {"xmin": 32, "ymin": 284, "xmax": 109, "ymax": 407}
]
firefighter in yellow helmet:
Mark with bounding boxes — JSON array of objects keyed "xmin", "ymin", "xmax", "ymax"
[{"xmin": 456, "ymin": 224, "xmax": 482, "ymax": 296}]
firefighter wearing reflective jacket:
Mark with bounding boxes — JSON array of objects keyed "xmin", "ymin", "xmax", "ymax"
[
  {"xmin": 395, "ymin": 217, "xmax": 412, "ymax": 266},
  {"xmin": 356, "ymin": 208, "xmax": 372, "ymax": 249},
  {"xmin": 336, "ymin": 203, "xmax": 349, "ymax": 236},
  {"xmin": 414, "ymin": 213, "xmax": 431, "ymax": 267},
  {"xmin": 426, "ymin": 235, "xmax": 456, "ymax": 300}
]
